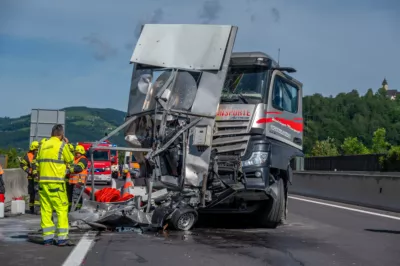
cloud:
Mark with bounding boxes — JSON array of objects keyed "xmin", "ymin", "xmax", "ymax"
[
  {"xmin": 134, "ymin": 8, "xmax": 164, "ymax": 38},
  {"xmin": 125, "ymin": 8, "xmax": 165, "ymax": 50},
  {"xmin": 271, "ymin": 7, "xmax": 280, "ymax": 23},
  {"xmin": 199, "ymin": 0, "xmax": 222, "ymax": 24},
  {"xmin": 82, "ymin": 33, "xmax": 117, "ymax": 61}
]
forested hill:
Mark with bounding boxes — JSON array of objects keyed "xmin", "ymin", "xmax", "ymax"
[
  {"xmin": 1, "ymin": 87, "xmax": 399, "ymax": 154},
  {"xmin": 0, "ymin": 106, "xmax": 126, "ymax": 149}
]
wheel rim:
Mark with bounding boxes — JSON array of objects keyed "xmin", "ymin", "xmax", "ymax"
[{"xmin": 177, "ymin": 212, "xmax": 195, "ymax": 230}]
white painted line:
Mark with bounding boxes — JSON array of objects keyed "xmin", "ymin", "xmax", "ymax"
[
  {"xmin": 288, "ymin": 196, "xmax": 400, "ymax": 221},
  {"xmin": 62, "ymin": 232, "xmax": 95, "ymax": 266}
]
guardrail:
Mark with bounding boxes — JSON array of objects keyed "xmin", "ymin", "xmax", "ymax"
[
  {"xmin": 290, "ymin": 171, "xmax": 400, "ymax": 213},
  {"xmin": 2, "ymin": 168, "xmax": 400, "ymax": 213}
]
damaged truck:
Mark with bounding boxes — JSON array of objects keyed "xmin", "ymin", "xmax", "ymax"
[{"xmin": 69, "ymin": 24, "xmax": 304, "ymax": 231}]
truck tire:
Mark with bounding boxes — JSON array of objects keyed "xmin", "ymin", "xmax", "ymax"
[
  {"xmin": 170, "ymin": 208, "xmax": 198, "ymax": 231},
  {"xmin": 257, "ymin": 174, "xmax": 285, "ymax": 228}
]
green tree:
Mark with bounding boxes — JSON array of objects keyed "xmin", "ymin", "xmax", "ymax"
[
  {"xmin": 341, "ymin": 137, "xmax": 370, "ymax": 155},
  {"xmin": 383, "ymin": 146, "xmax": 400, "ymax": 171},
  {"xmin": 371, "ymin": 128, "xmax": 390, "ymax": 154},
  {"xmin": 310, "ymin": 137, "xmax": 339, "ymax": 156},
  {"xmin": 0, "ymin": 147, "xmax": 23, "ymax": 168}
]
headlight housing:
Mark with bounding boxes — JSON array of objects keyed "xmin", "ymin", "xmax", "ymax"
[{"xmin": 242, "ymin": 151, "xmax": 268, "ymax": 167}]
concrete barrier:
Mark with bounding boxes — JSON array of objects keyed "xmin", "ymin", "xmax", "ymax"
[
  {"xmin": 1, "ymin": 169, "xmax": 28, "ymax": 203},
  {"xmin": 290, "ymin": 171, "xmax": 400, "ymax": 213}
]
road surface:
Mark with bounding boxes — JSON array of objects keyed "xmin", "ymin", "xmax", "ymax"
[{"xmin": 1, "ymin": 195, "xmax": 399, "ymax": 266}]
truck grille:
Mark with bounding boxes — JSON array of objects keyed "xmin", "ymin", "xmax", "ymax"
[{"xmin": 212, "ymin": 120, "xmax": 250, "ymax": 156}]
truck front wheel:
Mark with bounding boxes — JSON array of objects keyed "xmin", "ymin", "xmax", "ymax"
[{"xmin": 257, "ymin": 175, "xmax": 285, "ymax": 228}]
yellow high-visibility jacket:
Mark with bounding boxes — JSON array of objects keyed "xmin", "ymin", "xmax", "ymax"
[{"xmin": 36, "ymin": 137, "xmax": 74, "ymax": 183}]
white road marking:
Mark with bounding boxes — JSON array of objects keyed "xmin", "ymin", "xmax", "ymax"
[
  {"xmin": 62, "ymin": 232, "xmax": 95, "ymax": 266},
  {"xmin": 288, "ymin": 196, "xmax": 400, "ymax": 221}
]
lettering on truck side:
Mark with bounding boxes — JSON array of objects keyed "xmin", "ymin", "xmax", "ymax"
[
  {"xmin": 216, "ymin": 109, "xmax": 251, "ymax": 117},
  {"xmin": 270, "ymin": 124, "xmax": 292, "ymax": 139}
]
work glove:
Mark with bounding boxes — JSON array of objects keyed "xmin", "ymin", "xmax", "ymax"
[
  {"xmin": 32, "ymin": 169, "xmax": 38, "ymax": 179},
  {"xmin": 69, "ymin": 167, "xmax": 75, "ymax": 174}
]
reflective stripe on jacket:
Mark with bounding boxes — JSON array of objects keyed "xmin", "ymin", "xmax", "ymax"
[
  {"xmin": 20, "ymin": 151, "xmax": 35, "ymax": 178},
  {"xmin": 37, "ymin": 137, "xmax": 74, "ymax": 183},
  {"xmin": 32, "ymin": 143, "xmax": 43, "ymax": 174},
  {"xmin": 69, "ymin": 156, "xmax": 88, "ymax": 184}
]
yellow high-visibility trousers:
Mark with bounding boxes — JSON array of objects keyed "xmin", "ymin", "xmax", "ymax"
[{"xmin": 39, "ymin": 183, "xmax": 69, "ymax": 241}]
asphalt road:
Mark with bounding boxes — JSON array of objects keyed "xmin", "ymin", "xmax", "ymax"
[
  {"xmin": 82, "ymin": 195, "xmax": 400, "ymax": 266},
  {"xmin": 1, "ymin": 191, "xmax": 399, "ymax": 266}
]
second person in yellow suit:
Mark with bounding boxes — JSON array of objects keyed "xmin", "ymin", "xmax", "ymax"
[{"xmin": 36, "ymin": 124, "xmax": 74, "ymax": 246}]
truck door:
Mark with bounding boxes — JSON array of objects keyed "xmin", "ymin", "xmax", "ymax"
[{"xmin": 265, "ymin": 70, "xmax": 303, "ymax": 150}]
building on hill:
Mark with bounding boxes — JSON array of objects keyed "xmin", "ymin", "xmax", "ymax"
[{"xmin": 382, "ymin": 78, "xmax": 400, "ymax": 100}]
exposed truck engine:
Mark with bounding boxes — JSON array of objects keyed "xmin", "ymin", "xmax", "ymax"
[{"xmin": 70, "ymin": 23, "xmax": 303, "ymax": 231}]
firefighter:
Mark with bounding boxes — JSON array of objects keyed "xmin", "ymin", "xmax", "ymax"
[
  {"xmin": 31, "ymin": 138, "xmax": 47, "ymax": 214},
  {"xmin": 67, "ymin": 145, "xmax": 88, "ymax": 211},
  {"xmin": 20, "ymin": 141, "xmax": 39, "ymax": 214},
  {"xmin": 36, "ymin": 124, "xmax": 74, "ymax": 246},
  {"xmin": 65, "ymin": 143, "xmax": 75, "ymax": 206}
]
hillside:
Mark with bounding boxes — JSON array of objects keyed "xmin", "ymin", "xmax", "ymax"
[{"xmin": 0, "ymin": 106, "xmax": 127, "ymax": 149}]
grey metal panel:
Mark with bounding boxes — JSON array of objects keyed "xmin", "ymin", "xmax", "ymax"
[
  {"xmin": 37, "ymin": 110, "xmax": 58, "ymax": 123},
  {"xmin": 30, "ymin": 110, "xmax": 38, "ymax": 123},
  {"xmin": 185, "ymin": 26, "xmax": 238, "ymax": 187},
  {"xmin": 131, "ymin": 24, "xmax": 233, "ymax": 71},
  {"xmin": 58, "ymin": 111, "xmax": 65, "ymax": 124},
  {"xmin": 36, "ymin": 123, "xmax": 55, "ymax": 136}
]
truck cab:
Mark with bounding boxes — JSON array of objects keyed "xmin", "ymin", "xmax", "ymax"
[{"xmin": 207, "ymin": 52, "xmax": 303, "ymax": 225}]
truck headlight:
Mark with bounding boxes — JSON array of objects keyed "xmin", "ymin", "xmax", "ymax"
[
  {"xmin": 104, "ymin": 167, "xmax": 110, "ymax": 171},
  {"xmin": 242, "ymin": 152, "xmax": 268, "ymax": 167}
]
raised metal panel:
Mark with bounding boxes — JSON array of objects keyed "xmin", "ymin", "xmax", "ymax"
[
  {"xmin": 131, "ymin": 24, "xmax": 233, "ymax": 70},
  {"xmin": 37, "ymin": 110, "xmax": 58, "ymax": 123},
  {"xmin": 36, "ymin": 123, "xmax": 55, "ymax": 136}
]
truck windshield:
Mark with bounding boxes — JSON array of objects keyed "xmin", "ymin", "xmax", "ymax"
[
  {"xmin": 86, "ymin": 150, "xmax": 110, "ymax": 161},
  {"xmin": 221, "ymin": 66, "xmax": 268, "ymax": 104}
]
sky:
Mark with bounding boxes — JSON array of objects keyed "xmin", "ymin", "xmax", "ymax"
[{"xmin": 0, "ymin": 0, "xmax": 399, "ymax": 117}]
